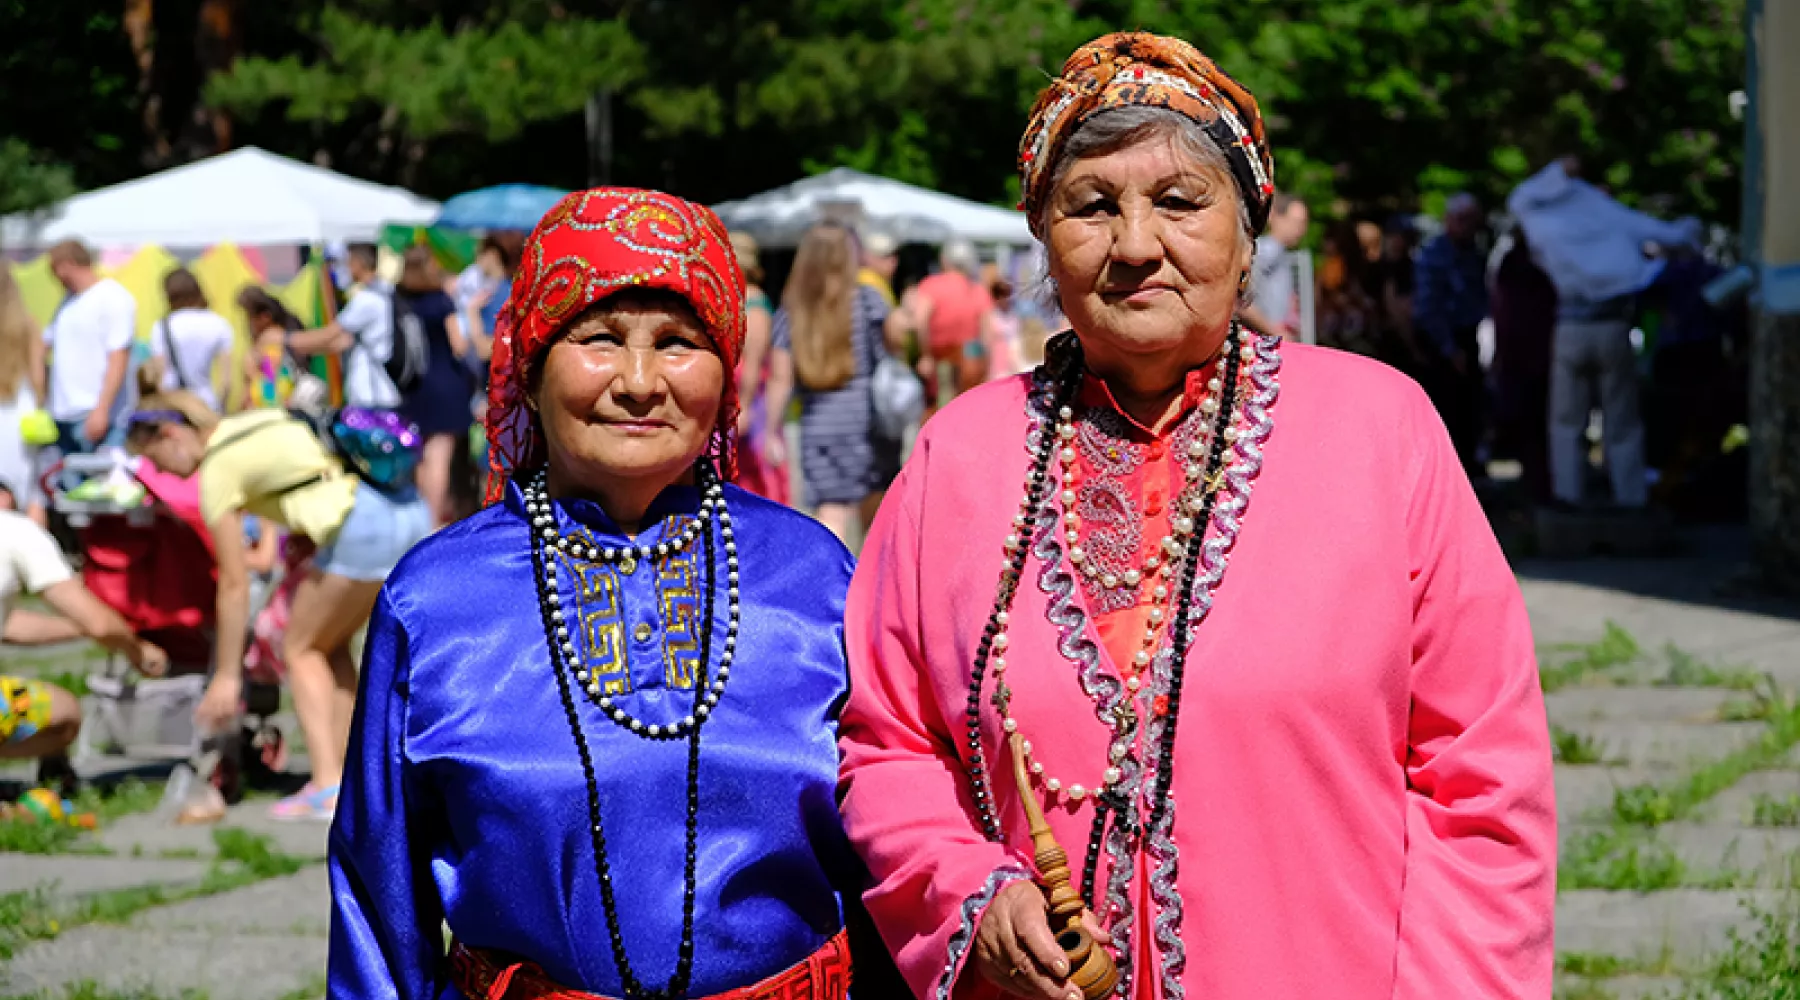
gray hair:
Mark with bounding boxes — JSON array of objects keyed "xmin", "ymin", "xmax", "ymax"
[
  {"xmin": 1030, "ymin": 106, "xmax": 1259, "ymax": 309},
  {"xmin": 941, "ymin": 239, "xmax": 979, "ymax": 276},
  {"xmin": 1034, "ymin": 106, "xmax": 1254, "ymax": 250}
]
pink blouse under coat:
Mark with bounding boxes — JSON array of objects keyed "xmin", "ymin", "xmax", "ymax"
[{"xmin": 838, "ymin": 339, "xmax": 1556, "ymax": 1000}]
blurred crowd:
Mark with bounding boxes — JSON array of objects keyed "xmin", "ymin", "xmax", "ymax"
[{"xmin": 1293, "ymin": 159, "xmax": 1746, "ymax": 521}]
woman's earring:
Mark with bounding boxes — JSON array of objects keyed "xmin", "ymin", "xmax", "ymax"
[{"xmin": 1238, "ymin": 270, "xmax": 1249, "ymax": 294}]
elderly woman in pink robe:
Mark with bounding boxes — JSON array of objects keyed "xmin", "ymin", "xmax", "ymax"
[{"xmin": 837, "ymin": 32, "xmax": 1555, "ymax": 1000}]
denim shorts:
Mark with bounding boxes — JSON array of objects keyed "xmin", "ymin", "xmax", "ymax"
[{"xmin": 316, "ymin": 481, "xmax": 431, "ymax": 582}]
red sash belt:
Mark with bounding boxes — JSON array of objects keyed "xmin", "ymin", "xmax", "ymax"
[{"xmin": 450, "ymin": 929, "xmax": 852, "ymax": 1000}]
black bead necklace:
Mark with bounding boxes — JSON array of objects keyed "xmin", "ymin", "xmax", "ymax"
[
  {"xmin": 529, "ymin": 472, "xmax": 730, "ymax": 1000},
  {"xmin": 960, "ymin": 326, "xmax": 1248, "ymax": 895}
]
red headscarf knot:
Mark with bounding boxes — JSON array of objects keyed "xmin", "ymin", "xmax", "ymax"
[{"xmin": 483, "ymin": 188, "xmax": 747, "ymax": 504}]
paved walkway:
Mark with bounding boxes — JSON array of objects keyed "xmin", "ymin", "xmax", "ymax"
[{"xmin": 0, "ymin": 527, "xmax": 1796, "ymax": 999}]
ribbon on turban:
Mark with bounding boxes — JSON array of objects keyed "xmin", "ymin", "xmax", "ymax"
[
  {"xmin": 1018, "ymin": 32, "xmax": 1276, "ymax": 237},
  {"xmin": 483, "ymin": 188, "xmax": 747, "ymax": 504}
]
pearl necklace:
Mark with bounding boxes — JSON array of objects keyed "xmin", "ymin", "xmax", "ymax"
[
  {"xmin": 524, "ymin": 467, "xmax": 741, "ymax": 741},
  {"xmin": 965, "ymin": 325, "xmax": 1247, "ymax": 842}
]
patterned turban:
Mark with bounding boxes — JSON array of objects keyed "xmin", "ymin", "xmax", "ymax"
[
  {"xmin": 1018, "ymin": 32, "xmax": 1275, "ymax": 237},
  {"xmin": 483, "ymin": 188, "xmax": 747, "ymax": 504}
]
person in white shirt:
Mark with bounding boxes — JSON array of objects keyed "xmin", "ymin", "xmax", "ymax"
[
  {"xmin": 1240, "ymin": 192, "xmax": 1309, "ymax": 340},
  {"xmin": 44, "ymin": 240, "xmax": 136, "ymax": 452},
  {"xmin": 288, "ymin": 243, "xmax": 399, "ymax": 410},
  {"xmin": 0, "ymin": 507, "xmax": 168, "ymax": 761},
  {"xmin": 148, "ymin": 268, "xmax": 234, "ymax": 413}
]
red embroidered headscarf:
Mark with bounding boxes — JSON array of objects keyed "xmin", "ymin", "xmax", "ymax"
[
  {"xmin": 1018, "ymin": 32, "xmax": 1275, "ymax": 237},
  {"xmin": 483, "ymin": 188, "xmax": 747, "ymax": 504}
]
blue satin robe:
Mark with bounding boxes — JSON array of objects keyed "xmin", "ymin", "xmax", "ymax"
[{"xmin": 327, "ymin": 481, "xmax": 858, "ymax": 999}]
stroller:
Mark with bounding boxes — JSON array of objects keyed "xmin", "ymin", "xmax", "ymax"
[{"xmin": 46, "ymin": 453, "xmax": 287, "ymax": 808}]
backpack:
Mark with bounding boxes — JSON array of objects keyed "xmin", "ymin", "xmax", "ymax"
[
  {"xmin": 284, "ymin": 395, "xmax": 421, "ymax": 494},
  {"xmin": 362, "ymin": 289, "xmax": 429, "ymax": 396}
]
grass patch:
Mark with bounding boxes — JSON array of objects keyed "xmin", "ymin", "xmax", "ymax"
[
  {"xmin": 1541, "ymin": 621, "xmax": 1642, "ymax": 692},
  {"xmin": 1565, "ymin": 691, "xmax": 1800, "ymax": 890},
  {"xmin": 0, "ymin": 780, "xmax": 162, "ymax": 856},
  {"xmin": 212, "ymin": 827, "xmax": 308, "ymax": 879},
  {"xmin": 1559, "ymin": 828, "xmax": 1687, "ymax": 891},
  {"xmin": 274, "ymin": 975, "xmax": 327, "ymax": 1000},
  {"xmin": 1607, "ymin": 697, "xmax": 1800, "ymax": 829},
  {"xmin": 1675, "ymin": 895, "xmax": 1800, "ymax": 998},
  {"xmin": 1558, "ymin": 947, "xmax": 1678, "ymax": 979},
  {"xmin": 1753, "ymin": 794, "xmax": 1800, "ymax": 828},
  {"xmin": 1553, "ymin": 725, "xmax": 1611, "ymax": 765},
  {"xmin": 33, "ymin": 669, "xmax": 92, "ymax": 699},
  {"xmin": 1661, "ymin": 644, "xmax": 1763, "ymax": 692},
  {"xmin": 0, "ymin": 830, "xmax": 312, "ymax": 960}
]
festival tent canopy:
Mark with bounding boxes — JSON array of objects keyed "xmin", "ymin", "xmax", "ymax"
[
  {"xmin": 712, "ymin": 168, "xmax": 1034, "ymax": 248},
  {"xmin": 0, "ymin": 147, "xmax": 439, "ymax": 249},
  {"xmin": 434, "ymin": 184, "xmax": 569, "ymax": 231}
]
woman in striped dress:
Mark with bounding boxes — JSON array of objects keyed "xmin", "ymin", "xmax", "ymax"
[{"xmin": 767, "ymin": 223, "xmax": 892, "ymax": 541}]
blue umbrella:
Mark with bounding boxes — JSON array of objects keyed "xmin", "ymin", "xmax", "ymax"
[{"xmin": 434, "ymin": 184, "xmax": 569, "ymax": 231}]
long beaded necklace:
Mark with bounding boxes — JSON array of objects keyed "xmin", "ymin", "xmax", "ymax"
[
  {"xmin": 962, "ymin": 325, "xmax": 1248, "ymax": 903},
  {"xmin": 527, "ymin": 463, "xmax": 738, "ymax": 1000}
]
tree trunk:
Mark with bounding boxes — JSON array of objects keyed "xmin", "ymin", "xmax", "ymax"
[
  {"xmin": 195, "ymin": 0, "xmax": 242, "ymax": 152},
  {"xmin": 1750, "ymin": 307, "xmax": 1800, "ymax": 591},
  {"xmin": 123, "ymin": 0, "xmax": 165, "ymax": 163}
]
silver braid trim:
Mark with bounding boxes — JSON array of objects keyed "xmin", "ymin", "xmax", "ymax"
[
  {"xmin": 935, "ymin": 863, "xmax": 1033, "ymax": 1000},
  {"xmin": 1142, "ymin": 332, "xmax": 1282, "ymax": 1000}
]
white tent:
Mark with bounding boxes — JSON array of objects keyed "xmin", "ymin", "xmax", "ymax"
[
  {"xmin": 713, "ymin": 168, "xmax": 1034, "ymax": 248},
  {"xmin": 0, "ymin": 147, "xmax": 439, "ymax": 249}
]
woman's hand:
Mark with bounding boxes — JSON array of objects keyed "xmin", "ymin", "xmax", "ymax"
[
  {"xmin": 973, "ymin": 881, "xmax": 1108, "ymax": 1000},
  {"xmin": 194, "ymin": 674, "xmax": 242, "ymax": 733},
  {"xmin": 135, "ymin": 641, "xmax": 169, "ymax": 678}
]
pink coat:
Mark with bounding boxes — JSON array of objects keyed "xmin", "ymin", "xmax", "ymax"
[{"xmin": 839, "ymin": 340, "xmax": 1555, "ymax": 1000}]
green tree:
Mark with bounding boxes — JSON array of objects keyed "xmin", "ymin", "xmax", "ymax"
[
  {"xmin": 0, "ymin": 140, "xmax": 78, "ymax": 216},
  {"xmin": 207, "ymin": 8, "xmax": 644, "ymax": 186}
]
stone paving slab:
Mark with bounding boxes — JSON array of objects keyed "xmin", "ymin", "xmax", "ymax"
[
  {"xmin": 1520, "ymin": 570, "xmax": 1800, "ymax": 687},
  {"xmin": 1556, "ymin": 720, "xmax": 1764, "ymax": 769},
  {"xmin": 1686, "ymin": 769, "xmax": 1800, "ymax": 825},
  {"xmin": 0, "ymin": 867, "xmax": 328, "ymax": 1000},
  {"xmin": 96, "ymin": 801, "xmax": 330, "ymax": 862},
  {"xmin": 1555, "ymin": 765, "xmax": 1674, "ymax": 826},
  {"xmin": 0, "ymin": 855, "xmax": 209, "ymax": 897},
  {"xmin": 1556, "ymin": 890, "xmax": 1771, "ymax": 966},
  {"xmin": 1546, "ymin": 688, "xmax": 1742, "ymax": 726},
  {"xmin": 126, "ymin": 865, "xmax": 330, "ymax": 935},
  {"xmin": 1652, "ymin": 823, "xmax": 1800, "ymax": 881}
]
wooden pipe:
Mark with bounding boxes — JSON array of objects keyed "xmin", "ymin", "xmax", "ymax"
[{"xmin": 1008, "ymin": 732, "xmax": 1118, "ymax": 1000}]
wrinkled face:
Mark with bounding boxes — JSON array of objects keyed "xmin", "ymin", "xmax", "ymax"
[
  {"xmin": 1045, "ymin": 136, "xmax": 1252, "ymax": 368},
  {"xmin": 532, "ymin": 290, "xmax": 725, "ymax": 497},
  {"xmin": 134, "ymin": 423, "xmax": 205, "ymax": 479}
]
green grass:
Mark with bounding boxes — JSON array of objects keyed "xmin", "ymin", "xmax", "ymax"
[
  {"xmin": 1540, "ymin": 621, "xmax": 1643, "ymax": 692},
  {"xmin": 1661, "ymin": 644, "xmax": 1763, "ymax": 692},
  {"xmin": 1559, "ymin": 828, "xmax": 1688, "ymax": 891},
  {"xmin": 0, "ymin": 780, "xmax": 162, "ymax": 855},
  {"xmin": 32, "ymin": 669, "xmax": 91, "ymax": 699},
  {"xmin": 0, "ymin": 830, "xmax": 314, "ymax": 960},
  {"xmin": 1675, "ymin": 896, "xmax": 1800, "ymax": 998},
  {"xmin": 1753, "ymin": 794, "xmax": 1800, "ymax": 828},
  {"xmin": 1608, "ymin": 701, "xmax": 1800, "ymax": 829},
  {"xmin": 1563, "ymin": 691, "xmax": 1800, "ymax": 891},
  {"xmin": 1553, "ymin": 725, "xmax": 1611, "ymax": 765}
]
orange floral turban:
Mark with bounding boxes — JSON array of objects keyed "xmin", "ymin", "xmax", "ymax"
[
  {"xmin": 483, "ymin": 188, "xmax": 746, "ymax": 504},
  {"xmin": 1018, "ymin": 32, "xmax": 1275, "ymax": 237}
]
